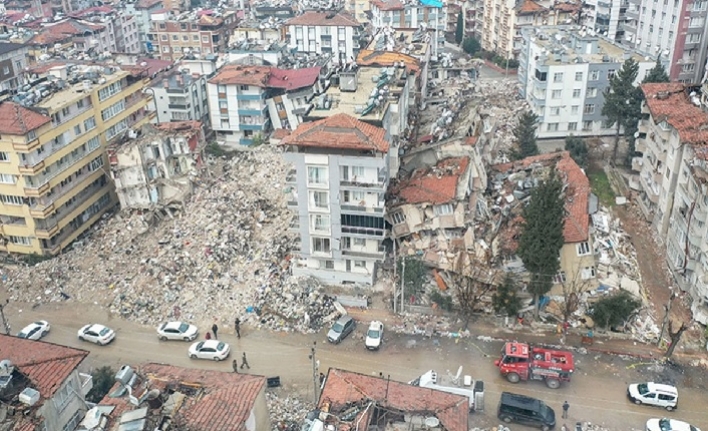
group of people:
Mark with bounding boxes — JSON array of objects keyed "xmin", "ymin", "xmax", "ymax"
[{"xmin": 204, "ymin": 317, "xmax": 250, "ymax": 373}]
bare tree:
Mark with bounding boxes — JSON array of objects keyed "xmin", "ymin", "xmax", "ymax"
[
  {"xmin": 449, "ymin": 264, "xmax": 499, "ymax": 330},
  {"xmin": 557, "ymin": 262, "xmax": 595, "ymax": 323},
  {"xmin": 664, "ymin": 320, "xmax": 690, "ymax": 358}
]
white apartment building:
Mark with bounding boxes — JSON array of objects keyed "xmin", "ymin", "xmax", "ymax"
[
  {"xmin": 369, "ymin": 0, "xmax": 445, "ymax": 57},
  {"xmin": 633, "ymin": 82, "xmax": 708, "ymax": 324},
  {"xmin": 518, "ymin": 26, "xmax": 654, "ymax": 139},
  {"xmin": 147, "ymin": 68, "xmax": 209, "ymax": 127},
  {"xmin": 582, "ymin": 0, "xmax": 626, "ymax": 43},
  {"xmin": 284, "ymin": 11, "xmax": 363, "ymax": 63},
  {"xmin": 281, "ymin": 113, "xmax": 395, "ymax": 285}
]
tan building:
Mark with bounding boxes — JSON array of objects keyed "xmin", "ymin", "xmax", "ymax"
[{"xmin": 0, "ymin": 65, "xmax": 153, "ymax": 255}]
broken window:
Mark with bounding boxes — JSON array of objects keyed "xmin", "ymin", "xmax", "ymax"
[
  {"xmin": 355, "ymin": 260, "xmax": 366, "ymax": 268},
  {"xmin": 576, "ymin": 241, "xmax": 591, "ymax": 256},
  {"xmin": 312, "ymin": 237, "xmax": 331, "ymax": 254},
  {"xmin": 434, "ymin": 203, "xmax": 454, "ymax": 215},
  {"xmin": 391, "ymin": 211, "xmax": 405, "ymax": 224},
  {"xmin": 534, "ymin": 69, "xmax": 547, "ymax": 81},
  {"xmin": 581, "ymin": 266, "xmax": 596, "ymax": 280},
  {"xmin": 354, "ymin": 237, "xmax": 366, "ymax": 246}
]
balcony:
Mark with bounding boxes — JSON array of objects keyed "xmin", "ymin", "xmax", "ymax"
[
  {"xmin": 28, "ymin": 166, "xmax": 101, "ymax": 218},
  {"xmin": 238, "ymin": 108, "xmax": 265, "ymax": 116},
  {"xmin": 634, "ymin": 138, "xmax": 646, "ymax": 154},
  {"xmin": 639, "ymin": 172, "xmax": 660, "ymax": 203},
  {"xmin": 341, "ymin": 204, "xmax": 385, "ymax": 214},
  {"xmin": 12, "ymin": 138, "xmax": 41, "ymax": 152},
  {"xmin": 340, "ymin": 179, "xmax": 386, "ymax": 190},
  {"xmin": 342, "ymin": 249, "xmax": 385, "ymax": 258},
  {"xmin": 23, "ymin": 146, "xmax": 102, "ymax": 197},
  {"xmin": 24, "ymin": 182, "xmax": 51, "ymax": 197},
  {"xmin": 341, "ymin": 225, "xmax": 385, "ymax": 238},
  {"xmin": 79, "ymin": 373, "xmax": 93, "ymax": 397},
  {"xmin": 18, "ymin": 160, "xmax": 46, "ymax": 175},
  {"xmin": 240, "ymin": 124, "xmax": 266, "ymax": 131},
  {"xmin": 34, "ymin": 215, "xmax": 60, "ymax": 239},
  {"xmin": 168, "ymin": 103, "xmax": 189, "ymax": 110},
  {"xmin": 236, "ymin": 93, "xmax": 266, "ymax": 101},
  {"xmin": 285, "ymin": 169, "xmax": 297, "ymax": 184},
  {"xmin": 166, "ymin": 87, "xmax": 187, "ymax": 94}
]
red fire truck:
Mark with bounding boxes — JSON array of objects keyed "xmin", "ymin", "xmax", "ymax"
[{"xmin": 494, "ymin": 341, "xmax": 574, "ymax": 389}]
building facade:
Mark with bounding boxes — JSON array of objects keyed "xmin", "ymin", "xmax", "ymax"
[
  {"xmin": 68, "ymin": 6, "xmax": 142, "ymax": 54},
  {"xmin": 369, "ymin": 0, "xmax": 445, "ymax": 57},
  {"xmin": 284, "ymin": 10, "xmax": 363, "ymax": 63},
  {"xmin": 282, "ymin": 113, "xmax": 393, "ymax": 285},
  {"xmin": 582, "ymin": 0, "xmax": 626, "ymax": 43},
  {"xmin": 147, "ymin": 68, "xmax": 209, "ymax": 126},
  {"xmin": 518, "ymin": 26, "xmax": 654, "ymax": 139},
  {"xmin": 0, "ymin": 66, "xmax": 152, "ymax": 255},
  {"xmin": 622, "ymin": 0, "xmax": 708, "ymax": 82},
  {"xmin": 147, "ymin": 10, "xmax": 237, "ymax": 61},
  {"xmin": 123, "ymin": 0, "xmax": 164, "ymax": 52},
  {"xmin": 0, "ymin": 43, "xmax": 29, "ymax": 91}
]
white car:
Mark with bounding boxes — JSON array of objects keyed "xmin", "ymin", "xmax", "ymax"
[
  {"xmin": 157, "ymin": 321, "xmax": 199, "ymax": 341},
  {"xmin": 17, "ymin": 320, "xmax": 51, "ymax": 340},
  {"xmin": 365, "ymin": 321, "xmax": 384, "ymax": 350},
  {"xmin": 647, "ymin": 418, "xmax": 701, "ymax": 431},
  {"xmin": 628, "ymin": 382, "xmax": 678, "ymax": 411},
  {"xmin": 188, "ymin": 340, "xmax": 230, "ymax": 361},
  {"xmin": 77, "ymin": 324, "xmax": 116, "ymax": 345}
]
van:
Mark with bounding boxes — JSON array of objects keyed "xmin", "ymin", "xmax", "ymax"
[
  {"xmin": 497, "ymin": 392, "xmax": 556, "ymax": 431},
  {"xmin": 627, "ymin": 382, "xmax": 678, "ymax": 411}
]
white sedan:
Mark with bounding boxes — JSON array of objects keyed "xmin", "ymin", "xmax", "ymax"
[
  {"xmin": 647, "ymin": 418, "xmax": 701, "ymax": 431},
  {"xmin": 77, "ymin": 324, "xmax": 116, "ymax": 345},
  {"xmin": 17, "ymin": 320, "xmax": 51, "ymax": 340},
  {"xmin": 157, "ymin": 321, "xmax": 199, "ymax": 341},
  {"xmin": 365, "ymin": 321, "xmax": 384, "ymax": 350},
  {"xmin": 188, "ymin": 340, "xmax": 230, "ymax": 361}
]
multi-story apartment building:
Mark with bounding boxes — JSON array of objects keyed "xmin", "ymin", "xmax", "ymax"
[
  {"xmin": 345, "ymin": 0, "xmax": 371, "ymax": 23},
  {"xmin": 0, "ymin": 43, "xmax": 29, "ymax": 91},
  {"xmin": 0, "ymin": 65, "xmax": 152, "ymax": 255},
  {"xmin": 43, "ymin": 19, "xmax": 118, "ymax": 54},
  {"xmin": 369, "ymin": 0, "xmax": 444, "ymax": 57},
  {"xmin": 123, "ymin": 0, "xmax": 164, "ymax": 52},
  {"xmin": 69, "ymin": 6, "xmax": 142, "ymax": 54},
  {"xmin": 284, "ymin": 11, "xmax": 363, "ymax": 63},
  {"xmin": 633, "ymin": 82, "xmax": 708, "ymax": 324},
  {"xmin": 622, "ymin": 0, "xmax": 708, "ymax": 82},
  {"xmin": 266, "ymin": 67, "xmax": 326, "ymax": 130},
  {"xmin": 147, "ymin": 10, "xmax": 238, "ymax": 61},
  {"xmin": 146, "ymin": 67, "xmax": 209, "ymax": 126},
  {"xmin": 281, "ymin": 113, "xmax": 394, "ymax": 285},
  {"xmin": 582, "ymin": 0, "xmax": 626, "ymax": 43},
  {"xmin": 518, "ymin": 26, "xmax": 654, "ymax": 139}
]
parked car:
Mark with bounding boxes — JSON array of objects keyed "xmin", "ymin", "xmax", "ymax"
[
  {"xmin": 365, "ymin": 321, "xmax": 384, "ymax": 350},
  {"xmin": 157, "ymin": 321, "xmax": 198, "ymax": 341},
  {"xmin": 77, "ymin": 324, "xmax": 116, "ymax": 345},
  {"xmin": 628, "ymin": 382, "xmax": 678, "ymax": 411},
  {"xmin": 497, "ymin": 392, "xmax": 555, "ymax": 431},
  {"xmin": 188, "ymin": 340, "xmax": 230, "ymax": 361},
  {"xmin": 17, "ymin": 321, "xmax": 51, "ymax": 340},
  {"xmin": 646, "ymin": 418, "xmax": 701, "ymax": 431},
  {"xmin": 327, "ymin": 315, "xmax": 356, "ymax": 344}
]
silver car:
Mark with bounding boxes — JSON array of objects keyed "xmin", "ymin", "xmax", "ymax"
[{"xmin": 327, "ymin": 315, "xmax": 356, "ymax": 344}]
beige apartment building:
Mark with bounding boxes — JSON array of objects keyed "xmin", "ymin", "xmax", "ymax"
[{"xmin": 0, "ymin": 66, "xmax": 153, "ymax": 255}]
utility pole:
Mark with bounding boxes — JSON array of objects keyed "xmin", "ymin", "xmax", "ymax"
[
  {"xmin": 308, "ymin": 341, "xmax": 320, "ymax": 404},
  {"xmin": 393, "ymin": 243, "xmax": 397, "ymax": 314},
  {"xmin": 0, "ymin": 299, "xmax": 10, "ymax": 334},
  {"xmin": 657, "ymin": 291, "xmax": 677, "ymax": 345},
  {"xmin": 400, "ymin": 257, "xmax": 406, "ymax": 314}
]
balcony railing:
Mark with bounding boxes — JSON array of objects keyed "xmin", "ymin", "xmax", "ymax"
[
  {"xmin": 341, "ymin": 226, "xmax": 385, "ymax": 237},
  {"xmin": 23, "ymin": 146, "xmax": 102, "ymax": 194},
  {"xmin": 341, "ymin": 204, "xmax": 384, "ymax": 213},
  {"xmin": 29, "ymin": 166, "xmax": 99, "ymax": 217}
]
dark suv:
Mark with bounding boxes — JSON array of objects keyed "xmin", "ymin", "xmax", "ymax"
[{"xmin": 498, "ymin": 392, "xmax": 556, "ymax": 431}]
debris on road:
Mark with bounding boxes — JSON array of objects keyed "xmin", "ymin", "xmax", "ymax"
[{"xmin": 267, "ymin": 391, "xmax": 312, "ymax": 431}]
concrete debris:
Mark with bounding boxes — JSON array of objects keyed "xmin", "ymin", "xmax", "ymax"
[
  {"xmin": 267, "ymin": 392, "xmax": 313, "ymax": 431},
  {"xmin": 1, "ymin": 147, "xmax": 338, "ymax": 333}
]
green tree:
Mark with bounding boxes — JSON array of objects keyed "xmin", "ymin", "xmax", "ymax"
[
  {"xmin": 492, "ymin": 274, "xmax": 522, "ymax": 317},
  {"xmin": 397, "ymin": 257, "xmax": 427, "ymax": 303},
  {"xmin": 455, "ymin": 12, "xmax": 464, "ymax": 44},
  {"xmin": 642, "ymin": 57, "xmax": 670, "ymax": 83},
  {"xmin": 564, "ymin": 135, "xmax": 588, "ymax": 169},
  {"xmin": 512, "ymin": 110, "xmax": 539, "ymax": 160},
  {"xmin": 517, "ymin": 172, "xmax": 565, "ymax": 317},
  {"xmin": 86, "ymin": 366, "xmax": 116, "ymax": 403},
  {"xmin": 601, "ymin": 58, "xmax": 642, "ymax": 163},
  {"xmin": 590, "ymin": 290, "xmax": 641, "ymax": 329},
  {"xmin": 462, "ymin": 37, "xmax": 481, "ymax": 56}
]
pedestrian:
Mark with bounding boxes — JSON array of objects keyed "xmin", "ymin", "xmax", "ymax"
[
  {"xmin": 562, "ymin": 401, "xmax": 569, "ymax": 419},
  {"xmin": 241, "ymin": 352, "xmax": 250, "ymax": 369},
  {"xmin": 232, "ymin": 359, "xmax": 239, "ymax": 373},
  {"xmin": 562, "ymin": 321, "xmax": 570, "ymax": 335},
  {"xmin": 212, "ymin": 323, "xmax": 219, "ymax": 339},
  {"xmin": 205, "ymin": 332, "xmax": 212, "ymax": 340},
  {"xmin": 234, "ymin": 317, "xmax": 241, "ymax": 339},
  {"xmin": 319, "ymin": 372, "xmax": 325, "ymax": 386}
]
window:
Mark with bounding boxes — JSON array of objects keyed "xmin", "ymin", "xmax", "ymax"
[
  {"xmin": 62, "ymin": 409, "xmax": 83, "ymax": 431},
  {"xmin": 547, "ymin": 123, "xmax": 559, "ymax": 131},
  {"xmin": 588, "ymin": 87, "xmax": 599, "ymax": 97},
  {"xmin": 0, "ymin": 174, "xmax": 16, "ymax": 184},
  {"xmin": 9, "ymin": 235, "xmax": 31, "ymax": 246},
  {"xmin": 0, "ymin": 194, "xmax": 23, "ymax": 205},
  {"xmin": 550, "ymin": 107, "xmax": 560, "ymax": 116},
  {"xmin": 553, "ymin": 72, "xmax": 563, "ymax": 82},
  {"xmin": 551, "ymin": 90, "xmax": 562, "ymax": 99},
  {"xmin": 391, "ymin": 211, "xmax": 405, "ymax": 224},
  {"xmin": 27, "ymin": 130, "xmax": 36, "ymax": 141},
  {"xmin": 193, "ymin": 35, "xmax": 199, "ymax": 41},
  {"xmin": 568, "ymin": 122, "xmax": 577, "ymax": 131},
  {"xmin": 98, "ymin": 82, "xmax": 122, "ymax": 101},
  {"xmin": 87, "ymin": 136, "xmax": 100, "ymax": 151},
  {"xmin": 354, "ymin": 238, "xmax": 366, "ymax": 246},
  {"xmin": 571, "ymin": 105, "xmax": 579, "ymax": 114},
  {"xmin": 553, "ymin": 271, "xmax": 567, "ymax": 284},
  {"xmin": 307, "ymin": 166, "xmax": 327, "ymax": 185},
  {"xmin": 583, "ymin": 120, "xmax": 593, "ymax": 131},
  {"xmin": 584, "ymin": 104, "xmax": 595, "ymax": 114},
  {"xmin": 312, "ymin": 214, "xmax": 330, "ymax": 232},
  {"xmin": 581, "ymin": 266, "xmax": 596, "ymax": 280},
  {"xmin": 607, "ymin": 69, "xmax": 616, "ymax": 79},
  {"xmin": 434, "ymin": 203, "xmax": 454, "ymax": 215},
  {"xmin": 324, "ymin": 260, "xmax": 334, "ymax": 269},
  {"xmin": 577, "ymin": 241, "xmax": 591, "ymax": 256},
  {"xmin": 351, "ymin": 166, "xmax": 365, "ymax": 178},
  {"xmin": 312, "ymin": 237, "xmax": 331, "ymax": 253},
  {"xmin": 84, "ymin": 117, "xmax": 96, "ymax": 131},
  {"xmin": 312, "ymin": 191, "xmax": 328, "ymax": 209},
  {"xmin": 589, "ymin": 70, "xmax": 600, "ymax": 80},
  {"xmin": 0, "ymin": 152, "xmax": 8, "ymax": 161},
  {"xmin": 220, "ymin": 119, "xmax": 230, "ymax": 128},
  {"xmin": 3, "ymin": 66, "xmax": 9, "ymax": 75},
  {"xmin": 74, "ymin": 125, "xmax": 82, "ymax": 136},
  {"xmin": 575, "ymin": 71, "xmax": 583, "ymax": 81},
  {"xmin": 354, "ymin": 260, "xmax": 366, "ymax": 268},
  {"xmin": 105, "ymin": 119, "xmax": 128, "ymax": 140}
]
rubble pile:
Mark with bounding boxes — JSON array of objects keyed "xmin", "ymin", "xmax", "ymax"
[
  {"xmin": 267, "ymin": 392, "xmax": 312, "ymax": 431},
  {"xmin": 1, "ymin": 147, "xmax": 337, "ymax": 332}
]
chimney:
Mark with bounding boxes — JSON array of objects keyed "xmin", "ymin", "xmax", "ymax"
[{"xmin": 162, "ymin": 78, "xmax": 169, "ymax": 88}]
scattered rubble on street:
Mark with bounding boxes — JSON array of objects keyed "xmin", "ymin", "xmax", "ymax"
[{"xmin": 267, "ymin": 392, "xmax": 312, "ymax": 431}]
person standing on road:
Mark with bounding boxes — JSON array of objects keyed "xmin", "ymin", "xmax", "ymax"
[
  {"xmin": 232, "ymin": 359, "xmax": 239, "ymax": 373},
  {"xmin": 562, "ymin": 401, "xmax": 570, "ymax": 419},
  {"xmin": 234, "ymin": 318, "xmax": 241, "ymax": 339},
  {"xmin": 241, "ymin": 352, "xmax": 250, "ymax": 369},
  {"xmin": 212, "ymin": 323, "xmax": 219, "ymax": 339}
]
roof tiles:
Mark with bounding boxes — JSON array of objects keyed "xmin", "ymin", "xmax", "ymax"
[
  {"xmin": 0, "ymin": 102, "xmax": 51, "ymax": 135},
  {"xmin": 281, "ymin": 113, "xmax": 388, "ymax": 152},
  {"xmin": 209, "ymin": 65, "xmax": 271, "ymax": 86},
  {"xmin": 641, "ymin": 82, "xmax": 708, "ymax": 146},
  {"xmin": 285, "ymin": 10, "xmax": 360, "ymax": 26},
  {"xmin": 268, "ymin": 67, "xmax": 321, "ymax": 91},
  {"xmin": 394, "ymin": 157, "xmax": 470, "ymax": 205}
]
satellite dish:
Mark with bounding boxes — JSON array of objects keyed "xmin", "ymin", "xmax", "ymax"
[{"xmin": 425, "ymin": 417, "xmax": 440, "ymax": 428}]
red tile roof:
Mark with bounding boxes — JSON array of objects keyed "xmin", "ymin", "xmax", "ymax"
[
  {"xmin": 492, "ymin": 151, "xmax": 590, "ymax": 243},
  {"xmin": 0, "ymin": 334, "xmax": 89, "ymax": 399},
  {"xmin": 369, "ymin": 0, "xmax": 405, "ymax": 11},
  {"xmin": 641, "ymin": 82, "xmax": 708, "ymax": 146},
  {"xmin": 517, "ymin": 0, "xmax": 547, "ymax": 13},
  {"xmin": 320, "ymin": 369, "xmax": 468, "ymax": 431},
  {"xmin": 102, "ymin": 363, "xmax": 265, "ymax": 431},
  {"xmin": 46, "ymin": 19, "xmax": 106, "ymax": 35},
  {"xmin": 394, "ymin": 157, "xmax": 470, "ymax": 205},
  {"xmin": 27, "ymin": 29, "xmax": 73, "ymax": 46},
  {"xmin": 285, "ymin": 10, "xmax": 360, "ymax": 27},
  {"xmin": 268, "ymin": 67, "xmax": 321, "ymax": 91},
  {"xmin": 209, "ymin": 65, "xmax": 271, "ymax": 86},
  {"xmin": 135, "ymin": 0, "xmax": 162, "ymax": 8},
  {"xmin": 280, "ymin": 113, "xmax": 389, "ymax": 152},
  {"xmin": 0, "ymin": 102, "xmax": 51, "ymax": 135},
  {"xmin": 356, "ymin": 50, "xmax": 421, "ymax": 74}
]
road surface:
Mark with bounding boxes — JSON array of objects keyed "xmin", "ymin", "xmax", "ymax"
[{"xmin": 6, "ymin": 301, "xmax": 708, "ymax": 430}]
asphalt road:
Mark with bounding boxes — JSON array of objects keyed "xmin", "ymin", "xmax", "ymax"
[{"xmin": 6, "ymin": 301, "xmax": 708, "ymax": 431}]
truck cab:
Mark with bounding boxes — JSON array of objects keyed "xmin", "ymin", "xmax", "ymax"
[{"xmin": 495, "ymin": 342, "xmax": 574, "ymax": 389}]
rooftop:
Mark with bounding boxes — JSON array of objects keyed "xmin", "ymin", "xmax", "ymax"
[
  {"xmin": 36, "ymin": 68, "xmax": 131, "ymax": 112},
  {"xmin": 209, "ymin": 65, "xmax": 270, "ymax": 86},
  {"xmin": 268, "ymin": 66, "xmax": 321, "ymax": 91},
  {"xmin": 394, "ymin": 157, "xmax": 470, "ymax": 205},
  {"xmin": 364, "ymin": 28, "xmax": 430, "ymax": 59},
  {"xmin": 641, "ymin": 82, "xmax": 708, "ymax": 146},
  {"xmin": 319, "ymin": 369, "xmax": 468, "ymax": 431},
  {"xmin": 285, "ymin": 10, "xmax": 360, "ymax": 27},
  {"xmin": 0, "ymin": 42, "xmax": 28, "ymax": 55},
  {"xmin": 0, "ymin": 102, "xmax": 51, "ymax": 135},
  {"xmin": 281, "ymin": 113, "xmax": 389, "ymax": 152},
  {"xmin": 135, "ymin": 0, "xmax": 163, "ymax": 9},
  {"xmin": 517, "ymin": 0, "xmax": 547, "ymax": 14}
]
